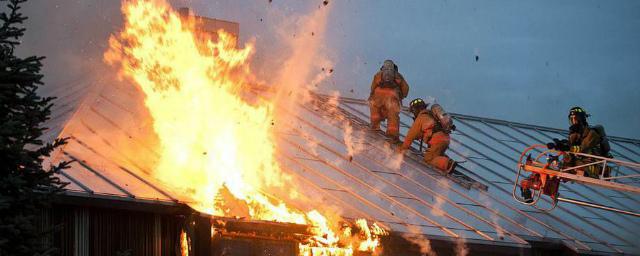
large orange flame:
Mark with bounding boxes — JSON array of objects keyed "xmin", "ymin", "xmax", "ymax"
[{"xmin": 105, "ymin": 0, "xmax": 385, "ymax": 254}]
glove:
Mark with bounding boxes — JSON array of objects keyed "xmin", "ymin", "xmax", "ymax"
[
  {"xmin": 569, "ymin": 124, "xmax": 581, "ymax": 134},
  {"xmin": 557, "ymin": 139, "xmax": 570, "ymax": 151},
  {"xmin": 546, "ymin": 138, "xmax": 561, "ymax": 149},
  {"xmin": 548, "ymin": 138, "xmax": 570, "ymax": 151},
  {"xmin": 570, "ymin": 145, "xmax": 581, "ymax": 153},
  {"xmin": 546, "ymin": 142, "xmax": 556, "ymax": 149}
]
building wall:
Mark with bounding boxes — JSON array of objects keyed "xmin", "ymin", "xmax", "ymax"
[
  {"xmin": 44, "ymin": 203, "xmax": 574, "ymax": 256},
  {"xmin": 45, "ymin": 202, "xmax": 299, "ymax": 256},
  {"xmin": 46, "ymin": 204, "xmax": 183, "ymax": 256}
]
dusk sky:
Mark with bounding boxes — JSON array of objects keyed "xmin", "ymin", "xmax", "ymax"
[{"xmin": 19, "ymin": 0, "xmax": 640, "ymax": 138}]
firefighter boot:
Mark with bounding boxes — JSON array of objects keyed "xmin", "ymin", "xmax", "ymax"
[
  {"xmin": 520, "ymin": 176, "xmax": 538, "ymax": 203},
  {"xmin": 445, "ymin": 159, "xmax": 457, "ymax": 174},
  {"xmin": 429, "ymin": 156, "xmax": 451, "ymax": 173},
  {"xmin": 370, "ymin": 121, "xmax": 381, "ymax": 132},
  {"xmin": 387, "ymin": 135, "xmax": 401, "ymax": 145},
  {"xmin": 520, "ymin": 187, "xmax": 533, "ymax": 203}
]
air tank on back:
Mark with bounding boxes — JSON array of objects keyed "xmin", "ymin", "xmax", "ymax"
[{"xmin": 431, "ymin": 104, "xmax": 455, "ymax": 132}]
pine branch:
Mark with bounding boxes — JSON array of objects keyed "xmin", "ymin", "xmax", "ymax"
[
  {"xmin": 0, "ymin": 0, "xmax": 27, "ymax": 48},
  {"xmin": 0, "ymin": 0, "xmax": 68, "ymax": 254}
]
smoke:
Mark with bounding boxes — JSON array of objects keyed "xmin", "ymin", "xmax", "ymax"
[
  {"xmin": 454, "ymin": 237, "xmax": 469, "ymax": 256},
  {"xmin": 373, "ymin": 141, "xmax": 404, "ymax": 171},
  {"xmin": 323, "ymin": 91, "xmax": 368, "ymax": 159},
  {"xmin": 300, "ymin": 129, "xmax": 321, "ymax": 156},
  {"xmin": 430, "ymin": 196, "xmax": 447, "ymax": 217},
  {"xmin": 403, "ymin": 235, "xmax": 435, "ymax": 256},
  {"xmin": 451, "ymin": 138, "xmax": 506, "ymax": 239},
  {"xmin": 479, "ymin": 193, "xmax": 506, "ymax": 239},
  {"xmin": 19, "ymin": 0, "xmax": 122, "ymax": 95},
  {"xmin": 269, "ymin": 2, "xmax": 334, "ymax": 112},
  {"xmin": 18, "ymin": 1, "xmax": 125, "ymax": 141},
  {"xmin": 237, "ymin": 0, "xmax": 339, "ymax": 163},
  {"xmin": 386, "ymin": 152, "xmax": 405, "ymax": 171},
  {"xmin": 401, "ymin": 225, "xmax": 436, "ymax": 256},
  {"xmin": 429, "ymin": 175, "xmax": 452, "ymax": 218}
]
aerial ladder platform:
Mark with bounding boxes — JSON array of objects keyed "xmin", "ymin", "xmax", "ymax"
[{"xmin": 513, "ymin": 144, "xmax": 640, "ymax": 217}]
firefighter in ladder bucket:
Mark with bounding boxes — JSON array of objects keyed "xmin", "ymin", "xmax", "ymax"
[
  {"xmin": 520, "ymin": 106, "xmax": 612, "ymax": 202},
  {"xmin": 561, "ymin": 106, "xmax": 612, "ymax": 177},
  {"xmin": 396, "ymin": 98, "xmax": 458, "ymax": 174},
  {"xmin": 368, "ymin": 60, "xmax": 410, "ymax": 143}
]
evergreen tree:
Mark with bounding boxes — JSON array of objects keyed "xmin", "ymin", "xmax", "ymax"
[{"xmin": 0, "ymin": 0, "xmax": 69, "ymax": 255}]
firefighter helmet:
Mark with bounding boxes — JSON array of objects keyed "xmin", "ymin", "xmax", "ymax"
[
  {"xmin": 568, "ymin": 106, "xmax": 589, "ymax": 126},
  {"xmin": 409, "ymin": 98, "xmax": 428, "ymax": 118},
  {"xmin": 381, "ymin": 59, "xmax": 398, "ymax": 71}
]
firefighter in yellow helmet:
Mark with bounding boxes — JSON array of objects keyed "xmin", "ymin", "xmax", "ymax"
[
  {"xmin": 397, "ymin": 98, "xmax": 457, "ymax": 173},
  {"xmin": 368, "ymin": 60, "xmax": 410, "ymax": 142}
]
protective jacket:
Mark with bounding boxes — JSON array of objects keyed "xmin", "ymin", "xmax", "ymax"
[
  {"xmin": 568, "ymin": 125, "xmax": 605, "ymax": 177},
  {"xmin": 400, "ymin": 110, "xmax": 453, "ymax": 172},
  {"xmin": 370, "ymin": 71, "xmax": 410, "ymax": 99},
  {"xmin": 368, "ymin": 71, "xmax": 409, "ymax": 139},
  {"xmin": 568, "ymin": 126, "xmax": 602, "ymax": 155}
]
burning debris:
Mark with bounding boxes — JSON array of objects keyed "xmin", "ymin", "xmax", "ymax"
[
  {"xmin": 104, "ymin": 0, "xmax": 386, "ymax": 254},
  {"xmin": 210, "ymin": 217, "xmax": 387, "ymax": 255}
]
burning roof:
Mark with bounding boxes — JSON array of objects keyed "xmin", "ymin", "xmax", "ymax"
[
  {"xmin": 48, "ymin": 84, "xmax": 640, "ymax": 255},
  {"xmin": 46, "ymin": 0, "xmax": 640, "ymax": 255}
]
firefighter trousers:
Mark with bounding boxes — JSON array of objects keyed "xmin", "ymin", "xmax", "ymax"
[
  {"xmin": 369, "ymin": 87, "xmax": 400, "ymax": 138},
  {"xmin": 424, "ymin": 132, "xmax": 452, "ymax": 172}
]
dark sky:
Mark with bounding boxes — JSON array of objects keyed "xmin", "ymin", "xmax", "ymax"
[{"xmin": 17, "ymin": 0, "xmax": 640, "ymax": 138}]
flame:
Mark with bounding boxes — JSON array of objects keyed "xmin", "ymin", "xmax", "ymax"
[
  {"xmin": 180, "ymin": 229, "xmax": 189, "ymax": 256},
  {"xmin": 104, "ymin": 0, "xmax": 385, "ymax": 254},
  {"xmin": 355, "ymin": 219, "xmax": 388, "ymax": 252}
]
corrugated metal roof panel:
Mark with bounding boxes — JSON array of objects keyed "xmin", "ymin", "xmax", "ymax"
[
  {"xmin": 46, "ymin": 82, "xmax": 640, "ymax": 254},
  {"xmin": 334, "ymin": 97, "xmax": 639, "ymax": 254},
  {"xmin": 60, "ymin": 157, "xmax": 129, "ymax": 197}
]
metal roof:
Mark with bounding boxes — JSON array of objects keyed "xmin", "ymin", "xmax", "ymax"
[{"xmin": 47, "ymin": 81, "xmax": 640, "ymax": 255}]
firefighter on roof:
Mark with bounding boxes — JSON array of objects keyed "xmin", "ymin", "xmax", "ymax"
[
  {"xmin": 397, "ymin": 98, "xmax": 457, "ymax": 173},
  {"xmin": 368, "ymin": 59, "xmax": 410, "ymax": 142}
]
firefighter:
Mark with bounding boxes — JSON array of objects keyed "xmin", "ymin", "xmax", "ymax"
[
  {"xmin": 397, "ymin": 98, "xmax": 457, "ymax": 173},
  {"xmin": 565, "ymin": 106, "xmax": 611, "ymax": 178},
  {"xmin": 368, "ymin": 59, "xmax": 410, "ymax": 142},
  {"xmin": 520, "ymin": 106, "xmax": 610, "ymax": 202}
]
